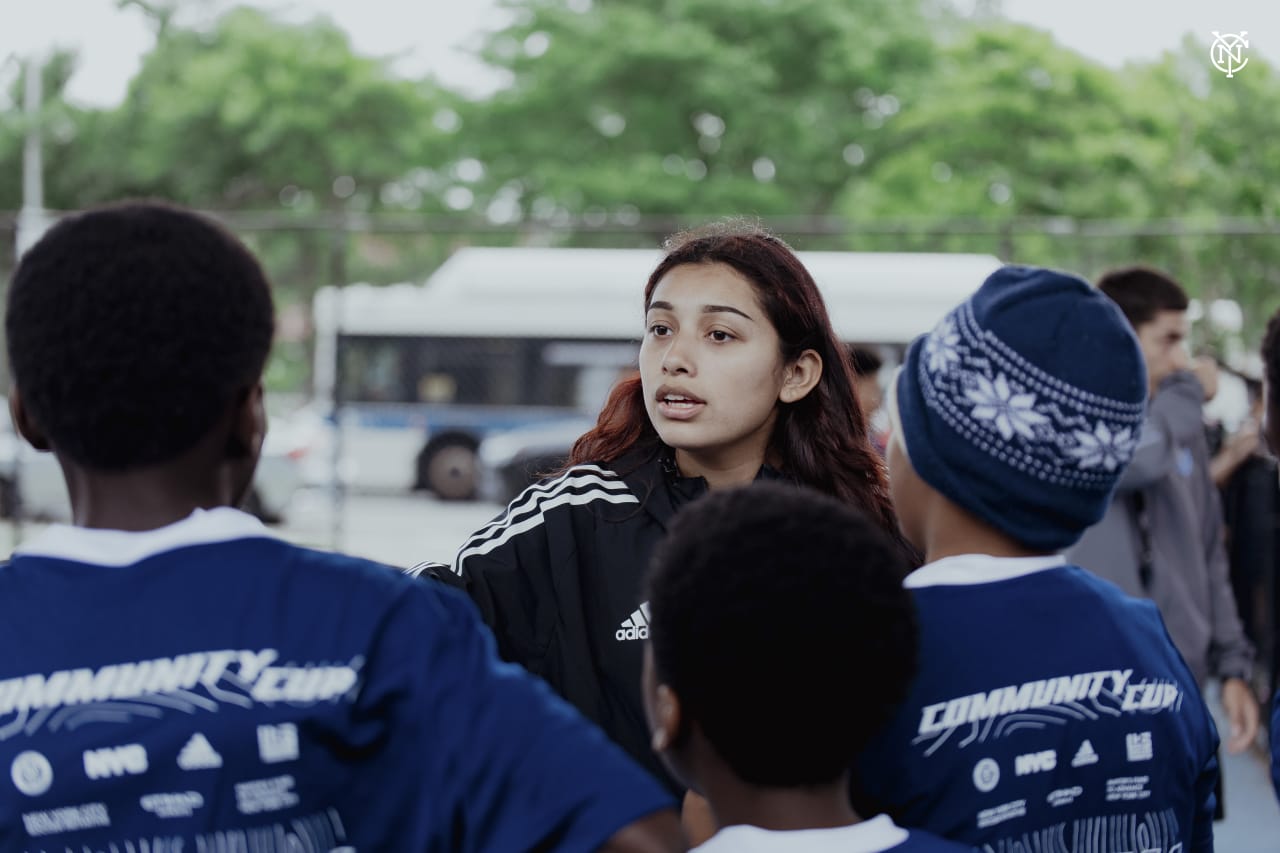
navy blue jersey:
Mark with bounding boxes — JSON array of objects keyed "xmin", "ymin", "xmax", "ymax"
[
  {"xmin": 0, "ymin": 509, "xmax": 670, "ymax": 851},
  {"xmin": 855, "ymin": 555, "xmax": 1218, "ymax": 853}
]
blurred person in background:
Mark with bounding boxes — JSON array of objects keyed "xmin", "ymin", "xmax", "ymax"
[
  {"xmin": 1213, "ymin": 378, "xmax": 1279, "ymax": 698},
  {"xmin": 1262, "ymin": 308, "xmax": 1280, "ymax": 802},
  {"xmin": 849, "ymin": 343, "xmax": 888, "ymax": 455},
  {"xmin": 412, "ymin": 221, "xmax": 907, "ymax": 794},
  {"xmin": 1067, "ymin": 268, "xmax": 1259, "ymax": 797}
]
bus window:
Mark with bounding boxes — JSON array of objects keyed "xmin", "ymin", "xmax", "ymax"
[
  {"xmin": 412, "ymin": 338, "xmax": 521, "ymax": 406},
  {"xmin": 339, "ymin": 337, "xmax": 413, "ymax": 403},
  {"xmin": 418, "ymin": 374, "xmax": 457, "ymax": 404}
]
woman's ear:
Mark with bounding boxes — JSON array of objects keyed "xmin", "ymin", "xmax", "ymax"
[
  {"xmin": 779, "ymin": 349, "xmax": 823, "ymax": 404},
  {"xmin": 9, "ymin": 386, "xmax": 51, "ymax": 451}
]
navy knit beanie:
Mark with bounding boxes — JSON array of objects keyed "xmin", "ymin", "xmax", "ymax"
[{"xmin": 895, "ymin": 265, "xmax": 1148, "ymax": 551}]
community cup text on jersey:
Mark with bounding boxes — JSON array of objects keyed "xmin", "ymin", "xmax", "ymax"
[
  {"xmin": 917, "ymin": 670, "xmax": 1182, "ymax": 737},
  {"xmin": 0, "ymin": 649, "xmax": 360, "ymax": 723}
]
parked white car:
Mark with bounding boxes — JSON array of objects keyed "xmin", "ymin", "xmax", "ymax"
[
  {"xmin": 476, "ymin": 416, "xmax": 597, "ymax": 505},
  {"xmin": 0, "ymin": 402, "xmax": 303, "ymax": 524}
]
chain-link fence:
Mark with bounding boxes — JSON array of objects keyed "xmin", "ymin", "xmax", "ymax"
[{"xmin": 1, "ymin": 211, "xmax": 1278, "ymax": 696}]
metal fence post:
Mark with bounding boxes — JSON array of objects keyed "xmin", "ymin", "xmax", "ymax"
[{"xmin": 329, "ymin": 215, "xmax": 349, "ymax": 552}]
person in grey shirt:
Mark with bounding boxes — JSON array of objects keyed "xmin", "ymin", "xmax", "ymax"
[{"xmin": 1069, "ymin": 267, "xmax": 1259, "ymax": 761}]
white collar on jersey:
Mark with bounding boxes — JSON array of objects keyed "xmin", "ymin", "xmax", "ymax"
[
  {"xmin": 13, "ymin": 507, "xmax": 273, "ymax": 567},
  {"xmin": 696, "ymin": 814, "xmax": 909, "ymax": 852},
  {"xmin": 904, "ymin": 553, "xmax": 1067, "ymax": 589}
]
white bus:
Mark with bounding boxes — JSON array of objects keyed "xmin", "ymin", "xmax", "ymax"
[{"xmin": 311, "ymin": 246, "xmax": 1002, "ymax": 499}]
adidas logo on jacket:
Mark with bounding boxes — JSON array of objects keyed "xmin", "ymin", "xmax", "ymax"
[{"xmin": 616, "ymin": 603, "xmax": 651, "ymax": 641}]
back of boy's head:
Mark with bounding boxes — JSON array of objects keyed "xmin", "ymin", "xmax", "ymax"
[
  {"xmin": 5, "ymin": 201, "xmax": 275, "ymax": 470},
  {"xmin": 645, "ymin": 481, "xmax": 916, "ymax": 788},
  {"xmin": 893, "ymin": 266, "xmax": 1147, "ymax": 552},
  {"xmin": 1096, "ymin": 266, "xmax": 1189, "ymax": 330}
]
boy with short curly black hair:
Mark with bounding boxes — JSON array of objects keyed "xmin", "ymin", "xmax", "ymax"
[
  {"xmin": 643, "ymin": 481, "xmax": 968, "ymax": 851},
  {"xmin": 0, "ymin": 201, "xmax": 680, "ymax": 851}
]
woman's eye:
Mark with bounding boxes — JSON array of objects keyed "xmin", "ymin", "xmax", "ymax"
[
  {"xmin": 648, "ymin": 323, "xmax": 671, "ymax": 336},
  {"xmin": 709, "ymin": 330, "xmax": 734, "ymax": 342}
]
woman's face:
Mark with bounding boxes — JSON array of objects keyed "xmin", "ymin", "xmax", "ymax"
[{"xmin": 640, "ymin": 263, "xmax": 794, "ymax": 472}]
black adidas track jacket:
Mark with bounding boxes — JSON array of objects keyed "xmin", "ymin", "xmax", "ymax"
[{"xmin": 418, "ymin": 447, "xmax": 785, "ymax": 791}]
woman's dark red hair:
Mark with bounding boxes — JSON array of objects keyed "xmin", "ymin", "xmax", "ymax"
[{"xmin": 569, "ymin": 220, "xmax": 900, "ymax": 541}]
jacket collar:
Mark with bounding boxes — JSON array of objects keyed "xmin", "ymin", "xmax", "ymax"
[{"xmin": 616, "ymin": 445, "xmax": 789, "ymax": 528}]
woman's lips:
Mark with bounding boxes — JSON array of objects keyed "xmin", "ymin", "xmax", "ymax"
[{"xmin": 656, "ymin": 396, "xmax": 705, "ymax": 421}]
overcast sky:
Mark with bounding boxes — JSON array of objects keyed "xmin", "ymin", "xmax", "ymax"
[{"xmin": 1, "ymin": 0, "xmax": 1274, "ymax": 107}]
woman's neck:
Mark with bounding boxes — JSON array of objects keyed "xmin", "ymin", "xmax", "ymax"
[{"xmin": 672, "ymin": 448, "xmax": 764, "ymax": 491}]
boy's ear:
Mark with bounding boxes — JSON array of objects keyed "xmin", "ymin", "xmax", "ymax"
[
  {"xmin": 9, "ymin": 386, "xmax": 51, "ymax": 452},
  {"xmin": 226, "ymin": 383, "xmax": 266, "ymax": 461},
  {"xmin": 649, "ymin": 683, "xmax": 685, "ymax": 752}
]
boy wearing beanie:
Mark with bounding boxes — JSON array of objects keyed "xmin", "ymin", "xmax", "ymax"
[{"xmin": 854, "ymin": 267, "xmax": 1219, "ymax": 852}]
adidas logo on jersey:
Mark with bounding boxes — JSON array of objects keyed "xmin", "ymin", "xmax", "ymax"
[
  {"xmin": 177, "ymin": 733, "xmax": 222, "ymax": 771},
  {"xmin": 616, "ymin": 602, "xmax": 651, "ymax": 641},
  {"xmin": 1072, "ymin": 739, "xmax": 1099, "ymax": 768}
]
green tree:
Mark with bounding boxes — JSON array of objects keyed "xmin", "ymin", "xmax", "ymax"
[
  {"xmin": 459, "ymin": 0, "xmax": 939, "ymax": 232},
  {"xmin": 60, "ymin": 7, "xmax": 468, "ymax": 389},
  {"xmin": 841, "ymin": 22, "xmax": 1160, "ymax": 224},
  {"xmin": 1188, "ymin": 42, "xmax": 1280, "ymax": 340},
  {"xmin": 89, "ymin": 7, "xmax": 444, "ymax": 211}
]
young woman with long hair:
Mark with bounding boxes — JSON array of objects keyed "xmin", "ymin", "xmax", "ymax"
[{"xmin": 416, "ymin": 220, "xmax": 904, "ymax": 789}]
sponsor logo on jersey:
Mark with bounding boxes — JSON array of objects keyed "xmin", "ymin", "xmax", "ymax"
[
  {"xmin": 236, "ymin": 774, "xmax": 300, "ymax": 816},
  {"xmin": 11, "ymin": 750, "xmax": 53, "ymax": 797},
  {"xmin": 972, "ymin": 758, "xmax": 1001, "ymax": 792},
  {"xmin": 22, "ymin": 803, "xmax": 110, "ymax": 836},
  {"xmin": 1072, "ymin": 739, "xmax": 1100, "ymax": 767},
  {"xmin": 976, "ymin": 799, "xmax": 1027, "ymax": 830},
  {"xmin": 177, "ymin": 733, "xmax": 223, "ymax": 770},
  {"xmin": 258, "ymin": 723, "xmax": 300, "ymax": 764},
  {"xmin": 1126, "ymin": 731, "xmax": 1154, "ymax": 762},
  {"xmin": 1105, "ymin": 775, "xmax": 1152, "ymax": 802},
  {"xmin": 141, "ymin": 791, "xmax": 205, "ymax": 819},
  {"xmin": 84, "ymin": 744, "xmax": 148, "ymax": 780},
  {"xmin": 1014, "ymin": 750, "xmax": 1057, "ymax": 776},
  {"xmin": 1047, "ymin": 786, "xmax": 1084, "ymax": 808}
]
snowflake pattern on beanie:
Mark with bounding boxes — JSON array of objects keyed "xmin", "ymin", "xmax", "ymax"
[{"xmin": 919, "ymin": 300, "xmax": 1144, "ymax": 491}]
